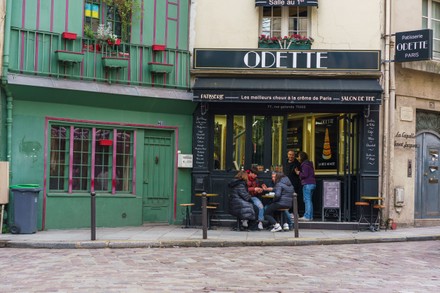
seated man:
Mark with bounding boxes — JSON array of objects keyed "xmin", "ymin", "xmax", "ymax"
[{"xmin": 246, "ymin": 167, "xmax": 265, "ymax": 230}]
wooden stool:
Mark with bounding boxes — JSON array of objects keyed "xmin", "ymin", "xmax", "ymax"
[
  {"xmin": 206, "ymin": 205, "xmax": 217, "ymax": 229},
  {"xmin": 355, "ymin": 201, "xmax": 370, "ymax": 231},
  {"xmin": 180, "ymin": 203, "xmax": 194, "ymax": 228},
  {"xmin": 277, "ymin": 208, "xmax": 290, "ymax": 231},
  {"xmin": 373, "ymin": 204, "xmax": 386, "ymax": 230}
]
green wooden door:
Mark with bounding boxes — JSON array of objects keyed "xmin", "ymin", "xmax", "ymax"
[{"xmin": 142, "ymin": 130, "xmax": 174, "ymax": 222}]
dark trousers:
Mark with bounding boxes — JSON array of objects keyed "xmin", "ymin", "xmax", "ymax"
[{"xmin": 264, "ymin": 202, "xmax": 288, "ymax": 226}]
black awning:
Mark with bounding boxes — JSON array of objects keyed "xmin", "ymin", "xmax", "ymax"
[
  {"xmin": 256, "ymin": 0, "xmax": 318, "ymax": 7},
  {"xmin": 192, "ymin": 78, "xmax": 383, "ymax": 105}
]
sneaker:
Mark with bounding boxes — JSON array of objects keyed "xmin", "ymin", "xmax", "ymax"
[
  {"xmin": 258, "ymin": 222, "xmax": 264, "ymax": 230},
  {"xmin": 241, "ymin": 220, "xmax": 248, "ymax": 228},
  {"xmin": 283, "ymin": 223, "xmax": 289, "ymax": 231},
  {"xmin": 270, "ymin": 223, "xmax": 282, "ymax": 232},
  {"xmin": 298, "ymin": 216, "xmax": 311, "ymax": 221}
]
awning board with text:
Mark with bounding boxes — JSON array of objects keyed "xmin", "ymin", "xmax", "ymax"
[{"xmin": 193, "ymin": 78, "xmax": 383, "ymax": 105}]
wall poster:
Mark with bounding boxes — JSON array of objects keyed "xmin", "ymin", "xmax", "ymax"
[{"xmin": 315, "ymin": 116, "xmax": 338, "ymax": 170}]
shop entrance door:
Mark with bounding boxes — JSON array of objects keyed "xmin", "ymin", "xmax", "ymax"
[
  {"xmin": 415, "ymin": 132, "xmax": 440, "ymax": 219},
  {"xmin": 341, "ymin": 114, "xmax": 359, "ymax": 221},
  {"xmin": 142, "ymin": 130, "xmax": 174, "ymax": 223}
]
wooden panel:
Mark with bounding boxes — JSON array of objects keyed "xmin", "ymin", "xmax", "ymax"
[{"xmin": 0, "ymin": 162, "xmax": 10, "ymax": 204}]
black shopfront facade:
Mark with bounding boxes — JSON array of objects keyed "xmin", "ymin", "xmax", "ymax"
[{"xmin": 191, "ymin": 48, "xmax": 383, "ymax": 224}]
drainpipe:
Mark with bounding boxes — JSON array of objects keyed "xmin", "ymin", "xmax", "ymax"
[
  {"xmin": 1, "ymin": 0, "xmax": 13, "ymax": 164},
  {"xmin": 382, "ymin": 0, "xmax": 392, "ymax": 222}
]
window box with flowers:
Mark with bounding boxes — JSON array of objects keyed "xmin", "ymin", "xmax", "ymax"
[{"xmin": 258, "ymin": 34, "xmax": 314, "ymax": 50}]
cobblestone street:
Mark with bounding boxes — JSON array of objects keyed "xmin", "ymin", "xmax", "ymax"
[{"xmin": 1, "ymin": 240, "xmax": 439, "ymax": 292}]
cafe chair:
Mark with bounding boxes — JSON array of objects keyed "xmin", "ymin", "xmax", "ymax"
[
  {"xmin": 180, "ymin": 203, "xmax": 195, "ymax": 228},
  {"xmin": 354, "ymin": 201, "xmax": 370, "ymax": 231},
  {"xmin": 373, "ymin": 204, "xmax": 386, "ymax": 231},
  {"xmin": 277, "ymin": 208, "xmax": 290, "ymax": 231},
  {"xmin": 206, "ymin": 205, "xmax": 217, "ymax": 230}
]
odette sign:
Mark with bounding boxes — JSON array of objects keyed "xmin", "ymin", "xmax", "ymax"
[{"xmin": 395, "ymin": 29, "xmax": 432, "ymax": 62}]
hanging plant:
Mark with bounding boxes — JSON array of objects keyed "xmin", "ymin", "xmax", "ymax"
[{"xmin": 103, "ymin": 0, "xmax": 141, "ymax": 41}]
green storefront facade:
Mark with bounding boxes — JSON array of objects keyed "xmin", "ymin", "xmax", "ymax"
[{"xmin": 1, "ymin": 0, "xmax": 194, "ymax": 230}]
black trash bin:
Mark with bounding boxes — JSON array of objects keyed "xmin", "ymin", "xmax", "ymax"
[{"xmin": 9, "ymin": 184, "xmax": 42, "ymax": 234}]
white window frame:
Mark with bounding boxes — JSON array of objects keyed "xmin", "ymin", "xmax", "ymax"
[
  {"xmin": 259, "ymin": 6, "xmax": 310, "ymax": 38},
  {"xmin": 422, "ymin": 0, "xmax": 440, "ymax": 59}
]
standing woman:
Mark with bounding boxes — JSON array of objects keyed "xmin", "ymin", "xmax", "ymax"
[
  {"xmin": 263, "ymin": 172, "xmax": 293, "ymax": 232},
  {"xmin": 228, "ymin": 170, "xmax": 257, "ymax": 230},
  {"xmin": 295, "ymin": 151, "xmax": 316, "ymax": 221}
]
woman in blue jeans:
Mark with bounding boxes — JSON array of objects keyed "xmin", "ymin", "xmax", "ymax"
[{"xmin": 295, "ymin": 151, "xmax": 316, "ymax": 221}]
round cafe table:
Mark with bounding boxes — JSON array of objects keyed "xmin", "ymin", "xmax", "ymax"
[{"xmin": 195, "ymin": 193, "xmax": 218, "ymax": 239}]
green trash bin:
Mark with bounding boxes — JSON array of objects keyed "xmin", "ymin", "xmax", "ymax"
[{"xmin": 9, "ymin": 184, "xmax": 42, "ymax": 234}]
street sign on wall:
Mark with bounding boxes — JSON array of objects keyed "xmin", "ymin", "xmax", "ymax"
[{"xmin": 395, "ymin": 29, "xmax": 432, "ymax": 62}]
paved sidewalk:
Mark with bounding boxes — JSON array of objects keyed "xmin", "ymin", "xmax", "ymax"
[{"xmin": 0, "ymin": 224, "xmax": 439, "ymax": 249}]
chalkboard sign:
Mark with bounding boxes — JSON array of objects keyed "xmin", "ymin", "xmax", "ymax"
[
  {"xmin": 322, "ymin": 180, "xmax": 341, "ymax": 221},
  {"xmin": 193, "ymin": 110, "xmax": 208, "ymax": 169},
  {"xmin": 362, "ymin": 108, "xmax": 379, "ymax": 171},
  {"xmin": 322, "ymin": 180, "xmax": 340, "ymax": 208}
]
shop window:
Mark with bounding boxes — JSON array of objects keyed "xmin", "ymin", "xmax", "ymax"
[
  {"xmin": 84, "ymin": 0, "xmax": 129, "ymax": 42},
  {"xmin": 422, "ymin": 0, "xmax": 440, "ymax": 58},
  {"xmin": 49, "ymin": 125, "xmax": 134, "ymax": 194},
  {"xmin": 260, "ymin": 6, "xmax": 309, "ymax": 38},
  {"xmin": 252, "ymin": 115, "xmax": 265, "ymax": 167},
  {"xmin": 213, "ymin": 115, "xmax": 227, "ymax": 170},
  {"xmin": 233, "ymin": 115, "xmax": 246, "ymax": 170},
  {"xmin": 271, "ymin": 116, "xmax": 284, "ymax": 172},
  {"xmin": 211, "ymin": 113, "xmax": 357, "ymax": 174}
]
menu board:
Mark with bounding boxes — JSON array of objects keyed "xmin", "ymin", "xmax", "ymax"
[
  {"xmin": 322, "ymin": 180, "xmax": 340, "ymax": 208},
  {"xmin": 194, "ymin": 113, "xmax": 208, "ymax": 169},
  {"xmin": 362, "ymin": 109, "xmax": 379, "ymax": 171}
]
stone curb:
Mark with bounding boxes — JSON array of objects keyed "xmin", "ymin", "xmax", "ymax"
[{"xmin": 1, "ymin": 234, "xmax": 439, "ymax": 249}]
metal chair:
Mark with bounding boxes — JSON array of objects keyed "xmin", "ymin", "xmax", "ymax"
[
  {"xmin": 179, "ymin": 203, "xmax": 194, "ymax": 228},
  {"xmin": 355, "ymin": 201, "xmax": 370, "ymax": 231}
]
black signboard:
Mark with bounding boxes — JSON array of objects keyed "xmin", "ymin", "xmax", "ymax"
[
  {"xmin": 194, "ymin": 49, "xmax": 381, "ymax": 71},
  {"xmin": 256, "ymin": 0, "xmax": 318, "ymax": 6},
  {"xmin": 395, "ymin": 29, "xmax": 432, "ymax": 62}
]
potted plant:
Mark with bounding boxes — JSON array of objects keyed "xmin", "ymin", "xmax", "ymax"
[
  {"xmin": 258, "ymin": 35, "xmax": 279, "ymax": 48},
  {"xmin": 279, "ymin": 34, "xmax": 314, "ymax": 50},
  {"xmin": 258, "ymin": 34, "xmax": 314, "ymax": 49}
]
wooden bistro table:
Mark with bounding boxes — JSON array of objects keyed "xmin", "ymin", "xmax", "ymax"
[
  {"xmin": 361, "ymin": 196, "xmax": 385, "ymax": 232},
  {"xmin": 195, "ymin": 192, "xmax": 218, "ymax": 239}
]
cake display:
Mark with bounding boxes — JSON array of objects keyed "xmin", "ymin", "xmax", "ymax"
[{"xmin": 322, "ymin": 128, "xmax": 332, "ymax": 160}]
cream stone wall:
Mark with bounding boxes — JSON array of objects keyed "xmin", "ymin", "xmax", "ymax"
[
  {"xmin": 392, "ymin": 0, "xmax": 422, "ymax": 33},
  {"xmin": 312, "ymin": 0, "xmax": 382, "ymax": 50},
  {"xmin": 191, "ymin": 0, "xmax": 382, "ymax": 50},
  {"xmin": 389, "ymin": 0, "xmax": 440, "ymax": 226}
]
